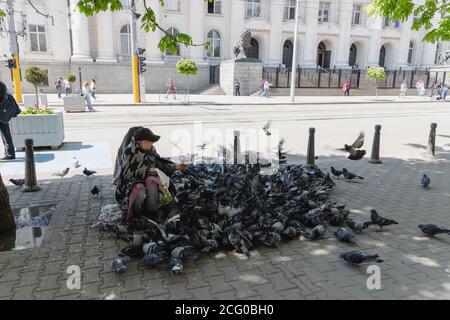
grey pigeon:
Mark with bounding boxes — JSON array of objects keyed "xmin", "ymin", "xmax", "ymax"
[
  {"xmin": 421, "ymin": 174, "xmax": 430, "ymax": 188},
  {"xmin": 169, "ymin": 257, "xmax": 184, "ymax": 275},
  {"xmin": 418, "ymin": 224, "xmax": 450, "ymax": 237},
  {"xmin": 337, "ymin": 132, "xmax": 366, "ymax": 160},
  {"xmin": 310, "ymin": 224, "xmax": 327, "ymax": 240},
  {"xmin": 345, "ymin": 219, "xmax": 371, "ymax": 232},
  {"xmin": 335, "ymin": 227, "xmax": 356, "ymax": 244},
  {"xmin": 330, "ymin": 167, "xmax": 343, "ymax": 178},
  {"xmin": 342, "ymin": 168, "xmax": 364, "ymax": 180},
  {"xmin": 83, "ymin": 167, "xmax": 97, "ymax": 177},
  {"xmin": 262, "ymin": 120, "xmax": 272, "ymax": 136},
  {"xmin": 340, "ymin": 251, "xmax": 383, "ymax": 265},
  {"xmin": 73, "ymin": 157, "xmax": 81, "ymax": 168},
  {"xmin": 52, "ymin": 167, "xmax": 70, "ymax": 178},
  {"xmin": 368, "ymin": 209, "xmax": 399, "ymax": 231},
  {"xmin": 9, "ymin": 178, "xmax": 25, "ymax": 187},
  {"xmin": 111, "ymin": 257, "xmax": 128, "ymax": 273}
]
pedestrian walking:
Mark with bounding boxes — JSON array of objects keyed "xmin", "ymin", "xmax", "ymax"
[
  {"xmin": 416, "ymin": 80, "xmax": 422, "ymax": 96},
  {"xmin": 165, "ymin": 78, "xmax": 176, "ymax": 99},
  {"xmin": 234, "ymin": 79, "xmax": 241, "ymax": 96},
  {"xmin": 399, "ymin": 80, "xmax": 408, "ymax": 97},
  {"xmin": 55, "ymin": 77, "xmax": 63, "ymax": 99},
  {"xmin": 82, "ymin": 81, "xmax": 95, "ymax": 112},
  {"xmin": 419, "ymin": 80, "xmax": 426, "ymax": 96},
  {"xmin": 0, "ymin": 81, "xmax": 21, "ymax": 160},
  {"xmin": 342, "ymin": 81, "xmax": 351, "ymax": 96},
  {"xmin": 259, "ymin": 79, "xmax": 272, "ymax": 97},
  {"xmin": 441, "ymin": 85, "xmax": 448, "ymax": 101},
  {"xmin": 90, "ymin": 79, "xmax": 97, "ymax": 100},
  {"xmin": 64, "ymin": 78, "xmax": 71, "ymax": 96}
]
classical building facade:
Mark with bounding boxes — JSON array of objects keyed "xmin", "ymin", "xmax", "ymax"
[{"xmin": 0, "ymin": 0, "xmax": 448, "ymax": 93}]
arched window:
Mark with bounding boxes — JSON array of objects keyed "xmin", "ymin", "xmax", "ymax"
[
  {"xmin": 317, "ymin": 41, "xmax": 331, "ymax": 68},
  {"xmin": 120, "ymin": 25, "xmax": 131, "ymax": 59},
  {"xmin": 282, "ymin": 40, "xmax": 293, "ymax": 68},
  {"xmin": 166, "ymin": 27, "xmax": 180, "ymax": 56},
  {"xmin": 379, "ymin": 45, "xmax": 386, "ymax": 67},
  {"xmin": 348, "ymin": 43, "xmax": 357, "ymax": 67},
  {"xmin": 207, "ymin": 30, "xmax": 221, "ymax": 57},
  {"xmin": 247, "ymin": 38, "xmax": 259, "ymax": 59},
  {"xmin": 407, "ymin": 42, "xmax": 414, "ymax": 64}
]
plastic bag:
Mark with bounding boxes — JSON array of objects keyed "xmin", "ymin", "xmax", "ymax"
[{"xmin": 155, "ymin": 169, "xmax": 174, "ymax": 207}]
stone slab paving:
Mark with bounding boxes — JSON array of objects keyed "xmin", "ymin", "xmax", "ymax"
[{"xmin": 2, "ymin": 154, "xmax": 450, "ymax": 300}]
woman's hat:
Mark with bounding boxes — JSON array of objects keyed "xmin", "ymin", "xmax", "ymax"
[{"xmin": 133, "ymin": 127, "xmax": 160, "ymax": 142}]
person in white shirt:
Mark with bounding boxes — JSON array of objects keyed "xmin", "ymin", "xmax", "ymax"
[
  {"xmin": 399, "ymin": 81, "xmax": 408, "ymax": 97},
  {"xmin": 90, "ymin": 79, "xmax": 97, "ymax": 99},
  {"xmin": 64, "ymin": 78, "xmax": 71, "ymax": 96}
]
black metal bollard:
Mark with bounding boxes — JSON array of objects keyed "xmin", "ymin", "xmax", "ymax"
[
  {"xmin": 233, "ymin": 130, "xmax": 240, "ymax": 165},
  {"xmin": 306, "ymin": 128, "xmax": 316, "ymax": 167},
  {"xmin": 368, "ymin": 125, "xmax": 383, "ymax": 164},
  {"xmin": 426, "ymin": 123, "xmax": 437, "ymax": 158},
  {"xmin": 22, "ymin": 139, "xmax": 41, "ymax": 192},
  {"xmin": 222, "ymin": 146, "xmax": 227, "ymax": 172}
]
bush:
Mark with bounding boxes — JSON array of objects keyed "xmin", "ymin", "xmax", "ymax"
[
  {"xmin": 67, "ymin": 74, "xmax": 76, "ymax": 83},
  {"xmin": 176, "ymin": 59, "xmax": 198, "ymax": 75},
  {"xmin": 20, "ymin": 108, "xmax": 54, "ymax": 116},
  {"xmin": 368, "ymin": 67, "xmax": 385, "ymax": 80}
]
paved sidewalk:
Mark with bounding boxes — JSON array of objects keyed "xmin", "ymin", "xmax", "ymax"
[
  {"xmin": 39, "ymin": 93, "xmax": 440, "ymax": 106},
  {"xmin": 2, "ymin": 153, "xmax": 450, "ymax": 300}
]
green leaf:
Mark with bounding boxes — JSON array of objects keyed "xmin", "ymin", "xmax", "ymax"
[{"xmin": 176, "ymin": 59, "xmax": 198, "ymax": 75}]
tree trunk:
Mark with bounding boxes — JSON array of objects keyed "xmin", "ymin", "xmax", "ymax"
[
  {"xmin": 34, "ymin": 85, "xmax": 39, "ymax": 109},
  {"xmin": 0, "ymin": 173, "xmax": 16, "ymax": 233}
]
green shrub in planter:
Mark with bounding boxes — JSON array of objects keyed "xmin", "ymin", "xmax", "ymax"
[
  {"xmin": 25, "ymin": 66, "xmax": 48, "ymax": 108},
  {"xmin": 20, "ymin": 108, "xmax": 54, "ymax": 116}
]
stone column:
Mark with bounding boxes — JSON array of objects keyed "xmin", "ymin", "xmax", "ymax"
[
  {"xmin": 267, "ymin": 1, "xmax": 284, "ymax": 66},
  {"xmin": 367, "ymin": 16, "xmax": 382, "ymax": 66},
  {"xmin": 95, "ymin": 11, "xmax": 116, "ymax": 62},
  {"xmin": 189, "ymin": 0, "xmax": 206, "ymax": 62},
  {"xmin": 69, "ymin": 0, "xmax": 91, "ymax": 61},
  {"xmin": 229, "ymin": 0, "xmax": 246, "ymax": 58},
  {"xmin": 301, "ymin": 0, "xmax": 319, "ymax": 67},
  {"xmin": 396, "ymin": 17, "xmax": 413, "ymax": 68},
  {"xmin": 335, "ymin": 1, "xmax": 353, "ymax": 68},
  {"xmin": 146, "ymin": 0, "xmax": 164, "ymax": 63}
]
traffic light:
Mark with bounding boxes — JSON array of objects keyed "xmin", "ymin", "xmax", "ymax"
[{"xmin": 137, "ymin": 48, "xmax": 146, "ymax": 74}]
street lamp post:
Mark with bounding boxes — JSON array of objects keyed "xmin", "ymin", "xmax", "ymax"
[{"xmin": 289, "ymin": 0, "xmax": 300, "ymax": 103}]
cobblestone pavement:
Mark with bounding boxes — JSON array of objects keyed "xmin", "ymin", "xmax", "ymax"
[{"xmin": 2, "ymin": 153, "xmax": 450, "ymax": 300}]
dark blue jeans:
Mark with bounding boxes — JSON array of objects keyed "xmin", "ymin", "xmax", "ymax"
[{"xmin": 0, "ymin": 122, "xmax": 15, "ymax": 158}]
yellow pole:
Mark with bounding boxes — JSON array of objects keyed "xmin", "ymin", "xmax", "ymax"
[
  {"xmin": 132, "ymin": 54, "xmax": 140, "ymax": 103},
  {"xmin": 12, "ymin": 55, "xmax": 22, "ymax": 103}
]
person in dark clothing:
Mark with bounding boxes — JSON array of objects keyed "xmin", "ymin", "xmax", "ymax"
[
  {"xmin": 113, "ymin": 127, "xmax": 188, "ymax": 220},
  {"xmin": 0, "ymin": 81, "xmax": 21, "ymax": 160},
  {"xmin": 234, "ymin": 79, "xmax": 241, "ymax": 96}
]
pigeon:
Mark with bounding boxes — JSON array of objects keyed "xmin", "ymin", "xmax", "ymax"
[
  {"xmin": 52, "ymin": 167, "xmax": 70, "ymax": 178},
  {"xmin": 83, "ymin": 167, "xmax": 97, "ymax": 178},
  {"xmin": 119, "ymin": 245, "xmax": 144, "ymax": 259},
  {"xmin": 90, "ymin": 185, "xmax": 103, "ymax": 197},
  {"xmin": 345, "ymin": 219, "xmax": 371, "ymax": 232},
  {"xmin": 335, "ymin": 227, "xmax": 356, "ymax": 244},
  {"xmin": 330, "ymin": 167, "xmax": 343, "ymax": 178},
  {"xmin": 368, "ymin": 209, "xmax": 399, "ymax": 231},
  {"xmin": 169, "ymin": 257, "xmax": 184, "ymax": 275},
  {"xmin": 9, "ymin": 178, "xmax": 25, "ymax": 187},
  {"xmin": 342, "ymin": 168, "xmax": 364, "ymax": 180},
  {"xmin": 72, "ymin": 157, "xmax": 81, "ymax": 169},
  {"xmin": 340, "ymin": 251, "xmax": 383, "ymax": 265},
  {"xmin": 418, "ymin": 224, "xmax": 450, "ymax": 237},
  {"xmin": 262, "ymin": 120, "xmax": 272, "ymax": 136},
  {"xmin": 421, "ymin": 174, "xmax": 430, "ymax": 188},
  {"xmin": 110, "ymin": 257, "xmax": 128, "ymax": 273},
  {"xmin": 337, "ymin": 131, "xmax": 366, "ymax": 160},
  {"xmin": 197, "ymin": 143, "xmax": 207, "ymax": 150},
  {"xmin": 143, "ymin": 251, "xmax": 169, "ymax": 267},
  {"xmin": 310, "ymin": 224, "xmax": 327, "ymax": 240}
]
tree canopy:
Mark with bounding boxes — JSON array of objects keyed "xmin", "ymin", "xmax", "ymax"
[{"xmin": 368, "ymin": 0, "xmax": 450, "ymax": 43}]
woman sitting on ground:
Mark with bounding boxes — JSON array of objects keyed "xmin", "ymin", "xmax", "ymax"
[{"xmin": 113, "ymin": 127, "xmax": 187, "ymax": 221}]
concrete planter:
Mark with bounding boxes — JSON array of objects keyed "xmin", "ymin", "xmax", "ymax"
[
  {"xmin": 10, "ymin": 111, "xmax": 65, "ymax": 151},
  {"xmin": 23, "ymin": 94, "xmax": 49, "ymax": 109},
  {"xmin": 63, "ymin": 96, "xmax": 86, "ymax": 112}
]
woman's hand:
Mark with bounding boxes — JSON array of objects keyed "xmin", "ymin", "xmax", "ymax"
[{"xmin": 176, "ymin": 163, "xmax": 188, "ymax": 170}]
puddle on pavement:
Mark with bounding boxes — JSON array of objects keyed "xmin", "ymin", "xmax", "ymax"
[{"xmin": 0, "ymin": 204, "xmax": 56, "ymax": 252}]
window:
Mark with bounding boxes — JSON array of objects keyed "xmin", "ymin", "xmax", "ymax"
[
  {"xmin": 120, "ymin": 25, "xmax": 131, "ymax": 59},
  {"xmin": 165, "ymin": 0, "xmax": 180, "ymax": 11},
  {"xmin": 352, "ymin": 4, "xmax": 361, "ymax": 25},
  {"xmin": 207, "ymin": 30, "xmax": 220, "ymax": 57},
  {"xmin": 407, "ymin": 41, "xmax": 414, "ymax": 64},
  {"xmin": 29, "ymin": 24, "xmax": 47, "ymax": 52},
  {"xmin": 247, "ymin": 0, "xmax": 261, "ymax": 17},
  {"xmin": 166, "ymin": 27, "xmax": 180, "ymax": 56},
  {"xmin": 284, "ymin": 0, "xmax": 296, "ymax": 20},
  {"xmin": 318, "ymin": 2, "xmax": 329, "ymax": 23},
  {"xmin": 207, "ymin": 0, "xmax": 221, "ymax": 14}
]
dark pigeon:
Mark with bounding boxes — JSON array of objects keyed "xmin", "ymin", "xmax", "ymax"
[
  {"xmin": 337, "ymin": 132, "xmax": 366, "ymax": 160},
  {"xmin": 335, "ymin": 227, "xmax": 356, "ymax": 244},
  {"xmin": 418, "ymin": 224, "xmax": 450, "ymax": 237},
  {"xmin": 368, "ymin": 209, "xmax": 399, "ymax": 231},
  {"xmin": 83, "ymin": 167, "xmax": 97, "ymax": 178},
  {"xmin": 342, "ymin": 168, "xmax": 364, "ymax": 180},
  {"xmin": 340, "ymin": 251, "xmax": 383, "ymax": 265},
  {"xmin": 330, "ymin": 167, "xmax": 343, "ymax": 178},
  {"xmin": 421, "ymin": 174, "xmax": 430, "ymax": 188},
  {"xmin": 9, "ymin": 178, "xmax": 25, "ymax": 187}
]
